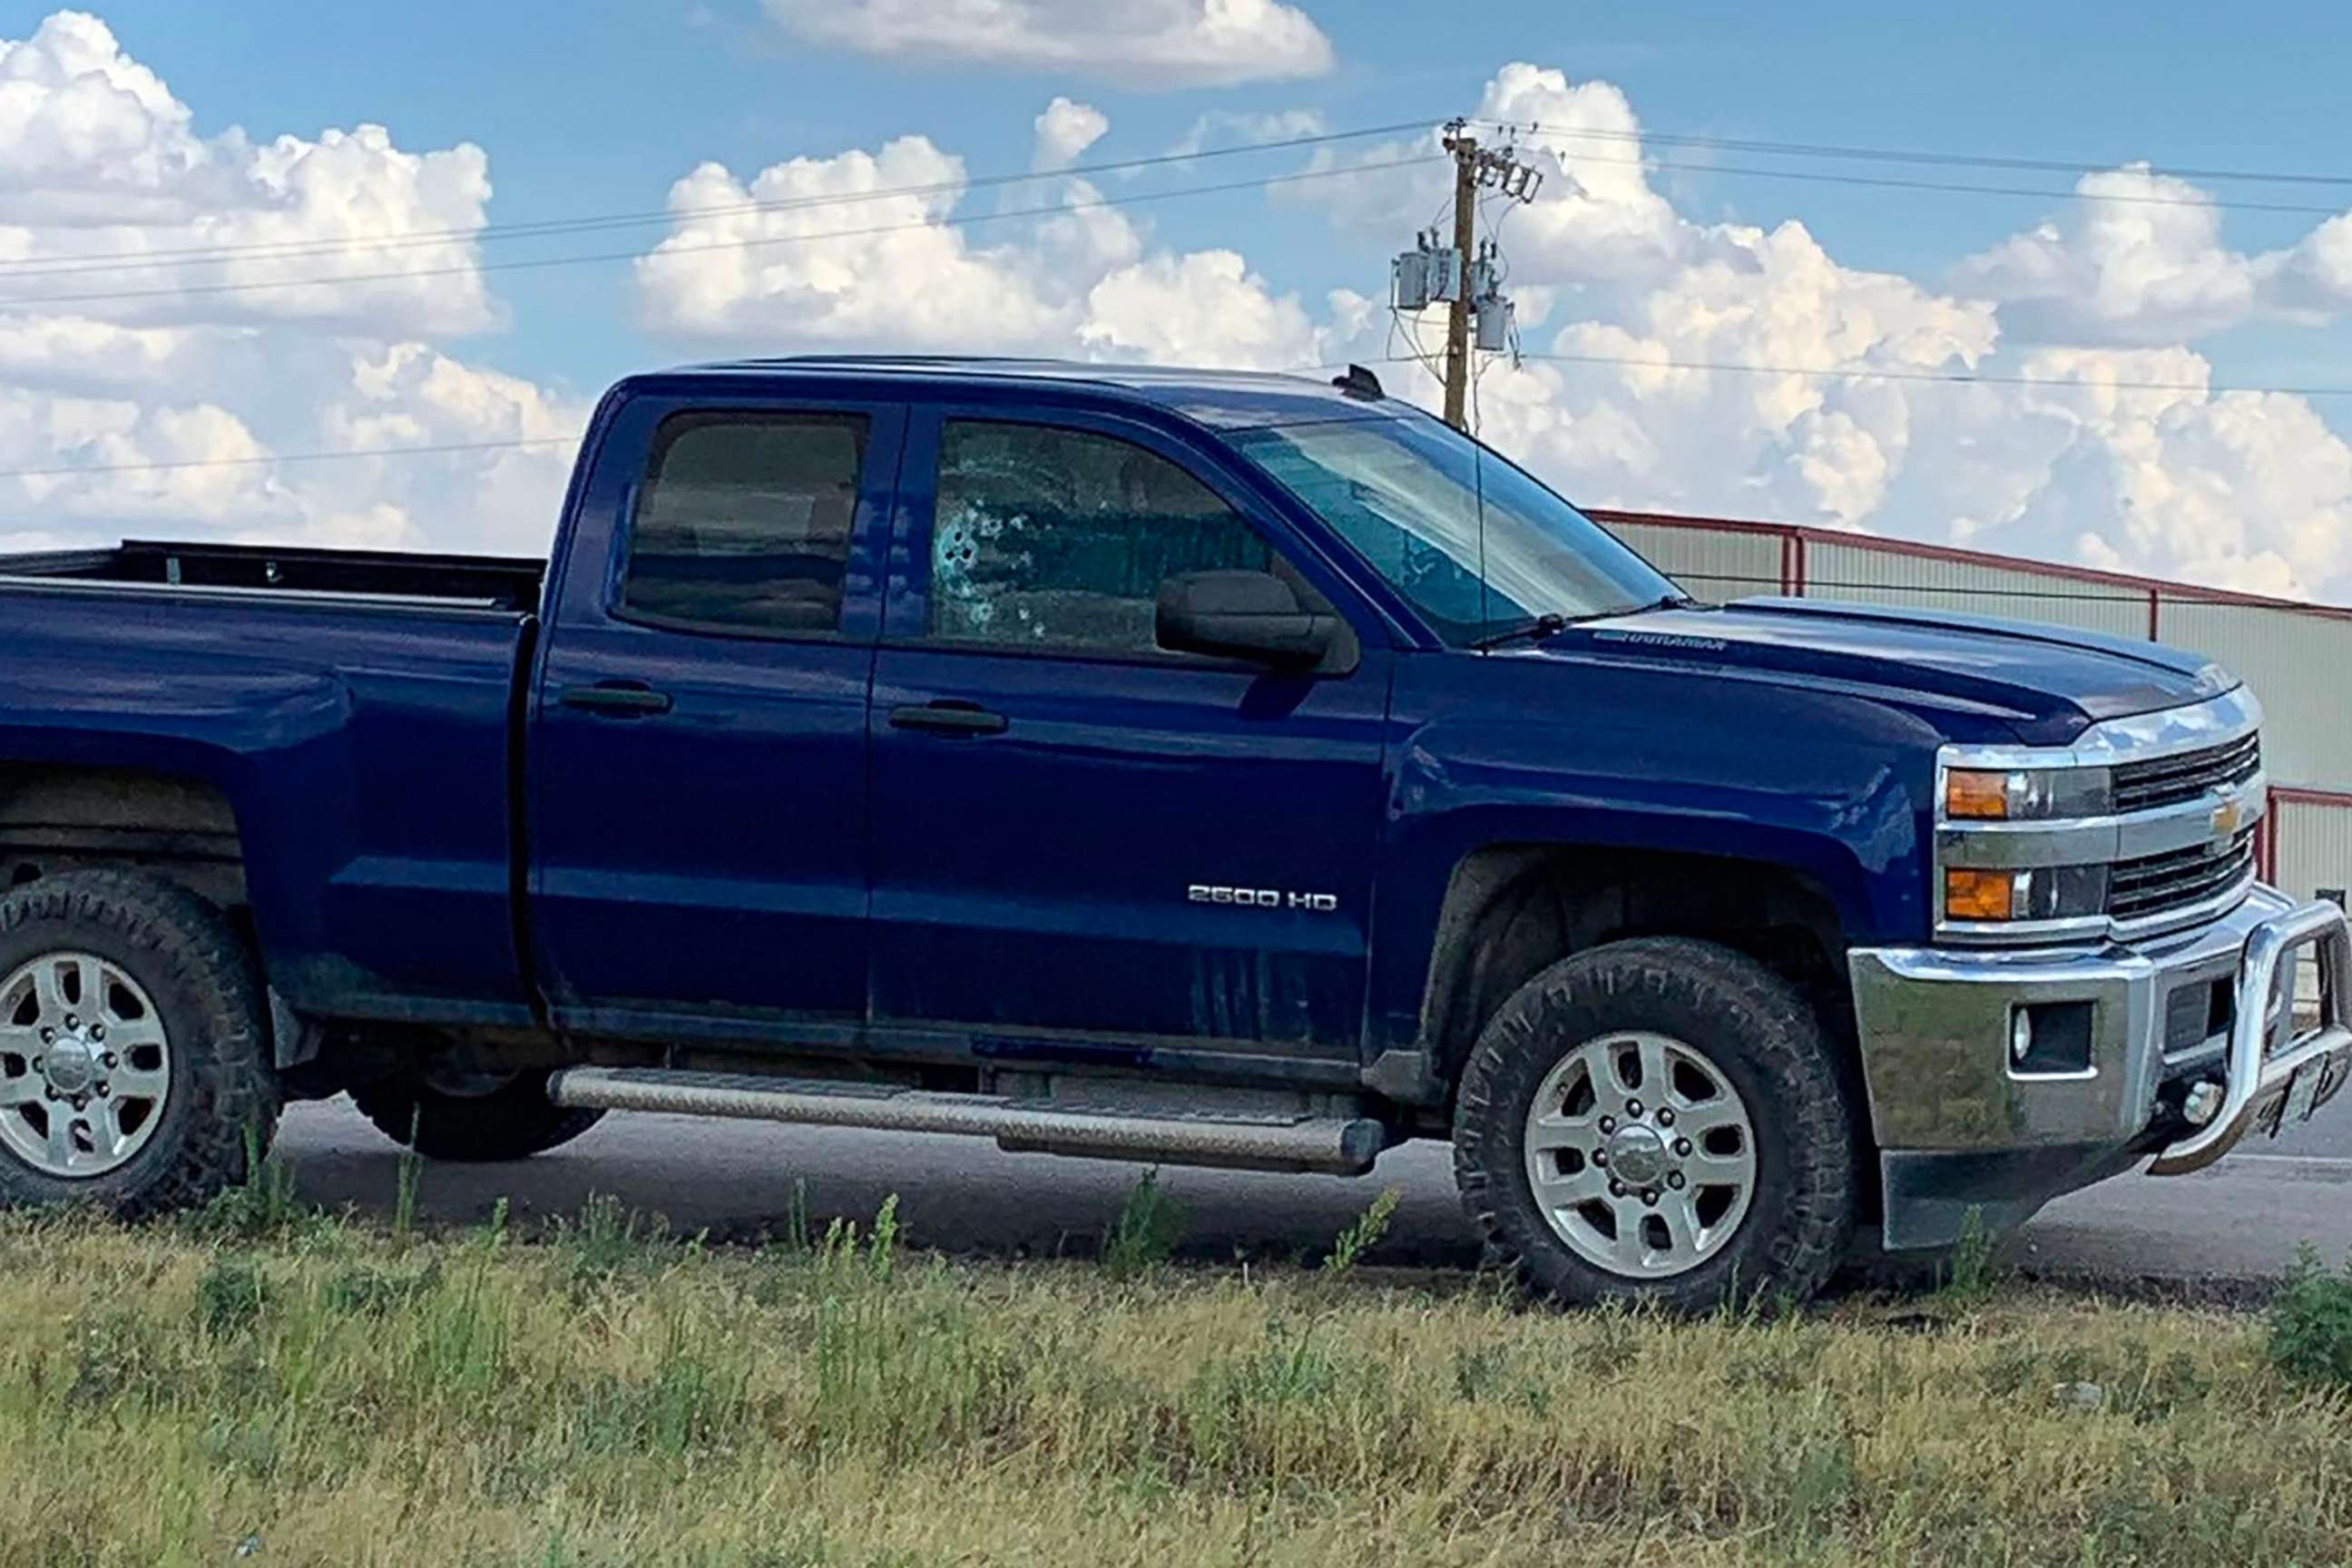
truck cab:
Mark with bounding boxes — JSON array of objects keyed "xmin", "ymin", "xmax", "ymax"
[{"xmin": 0, "ymin": 356, "xmax": 2341, "ymax": 1310}]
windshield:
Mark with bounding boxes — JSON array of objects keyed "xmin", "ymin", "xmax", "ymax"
[{"xmin": 1226, "ymin": 416, "xmax": 1681, "ymax": 646}]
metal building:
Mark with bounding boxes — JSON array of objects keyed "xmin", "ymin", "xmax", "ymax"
[{"xmin": 1591, "ymin": 510, "xmax": 2352, "ymax": 907}]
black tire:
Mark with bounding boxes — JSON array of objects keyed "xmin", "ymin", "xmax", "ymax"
[
  {"xmin": 0, "ymin": 868, "xmax": 278, "ymax": 1217},
  {"xmin": 1454, "ymin": 936, "xmax": 1856, "ymax": 1312},
  {"xmin": 350, "ymin": 1070, "xmax": 603, "ymax": 1162}
]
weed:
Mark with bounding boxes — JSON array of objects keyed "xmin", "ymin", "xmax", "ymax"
[
  {"xmin": 1321, "ymin": 1187, "xmax": 1400, "ymax": 1279},
  {"xmin": 197, "ymin": 1132, "xmax": 312, "ymax": 1240},
  {"xmin": 392, "ymin": 1105, "xmax": 424, "ymax": 1241},
  {"xmin": 785, "ymin": 1175, "xmax": 811, "ymax": 1253},
  {"xmin": 808, "ymin": 1196, "xmax": 1024, "ymax": 1461},
  {"xmin": 560, "ymin": 1191, "xmax": 673, "ymax": 1292},
  {"xmin": 1102, "ymin": 1168, "xmax": 1185, "ymax": 1278},
  {"xmin": 574, "ymin": 1317, "xmax": 755, "ymax": 1458},
  {"xmin": 1940, "ymin": 1206, "xmax": 1998, "ymax": 1301},
  {"xmin": 196, "ymin": 1254, "xmax": 267, "ymax": 1336},
  {"xmin": 2269, "ymin": 1245, "xmax": 2352, "ymax": 1386},
  {"xmin": 66, "ymin": 1308, "xmax": 181, "ymax": 1405},
  {"xmin": 323, "ymin": 1259, "xmax": 442, "ymax": 1318},
  {"xmin": 1448, "ymin": 1338, "xmax": 1553, "ymax": 1413}
]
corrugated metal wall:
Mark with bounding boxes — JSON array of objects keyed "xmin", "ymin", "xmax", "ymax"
[
  {"xmin": 1804, "ymin": 540, "xmax": 2151, "ymax": 641},
  {"xmin": 1603, "ymin": 519, "xmax": 1784, "ymax": 603},
  {"xmin": 1593, "ymin": 512, "xmax": 2352, "ymax": 914},
  {"xmin": 2152, "ymin": 598, "xmax": 2352, "ymax": 787},
  {"xmin": 2275, "ymin": 796, "xmax": 2352, "ymax": 906}
]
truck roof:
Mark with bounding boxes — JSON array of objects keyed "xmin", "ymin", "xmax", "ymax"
[{"xmin": 643, "ymin": 355, "xmax": 1396, "ymax": 429}]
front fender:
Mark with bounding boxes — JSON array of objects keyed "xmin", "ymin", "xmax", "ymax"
[{"xmin": 1367, "ymin": 662, "xmax": 1948, "ymax": 1058}]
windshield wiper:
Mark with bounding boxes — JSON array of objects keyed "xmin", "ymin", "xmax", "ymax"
[
  {"xmin": 1471, "ymin": 612, "xmax": 1573, "ymax": 651},
  {"xmin": 1471, "ymin": 594, "xmax": 1699, "ymax": 651}
]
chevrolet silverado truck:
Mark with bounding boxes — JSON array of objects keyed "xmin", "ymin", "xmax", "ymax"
[{"xmin": 0, "ymin": 357, "xmax": 2343, "ymax": 1308}]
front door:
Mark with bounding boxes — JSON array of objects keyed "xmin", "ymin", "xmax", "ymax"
[
  {"xmin": 530, "ymin": 397, "xmax": 903, "ymax": 1035},
  {"xmin": 867, "ymin": 406, "xmax": 1392, "ymax": 1067}
]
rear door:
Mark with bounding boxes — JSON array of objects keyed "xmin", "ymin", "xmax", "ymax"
[
  {"xmin": 529, "ymin": 392, "xmax": 903, "ymax": 1036},
  {"xmin": 866, "ymin": 403, "xmax": 1393, "ymax": 1068}
]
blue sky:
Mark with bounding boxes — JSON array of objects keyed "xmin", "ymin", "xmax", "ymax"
[
  {"xmin": 74, "ymin": 0, "xmax": 2352, "ymax": 401},
  {"xmin": 7, "ymin": 2, "xmax": 2352, "ymax": 598}
]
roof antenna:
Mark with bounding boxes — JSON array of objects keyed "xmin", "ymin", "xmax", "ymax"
[{"xmin": 1332, "ymin": 363, "xmax": 1387, "ymax": 401}]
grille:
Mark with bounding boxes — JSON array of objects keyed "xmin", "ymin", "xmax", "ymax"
[
  {"xmin": 2108, "ymin": 827, "xmax": 2259, "ymax": 922},
  {"xmin": 2112, "ymin": 732, "xmax": 2260, "ymax": 814}
]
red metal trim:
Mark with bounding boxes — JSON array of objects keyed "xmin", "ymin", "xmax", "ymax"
[
  {"xmin": 1586, "ymin": 509, "xmax": 2352, "ymax": 623},
  {"xmin": 2148, "ymin": 588, "xmax": 2161, "ymax": 643},
  {"xmin": 1792, "ymin": 533, "xmax": 1808, "ymax": 596},
  {"xmin": 1588, "ymin": 509, "xmax": 1801, "ymax": 544},
  {"xmin": 2273, "ymin": 786, "xmax": 2352, "ymax": 808},
  {"xmin": 1779, "ymin": 533, "xmax": 1795, "ymax": 596}
]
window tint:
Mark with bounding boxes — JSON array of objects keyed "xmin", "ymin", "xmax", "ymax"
[
  {"xmin": 623, "ymin": 414, "xmax": 869, "ymax": 633},
  {"xmin": 929, "ymin": 421, "xmax": 1270, "ymax": 653}
]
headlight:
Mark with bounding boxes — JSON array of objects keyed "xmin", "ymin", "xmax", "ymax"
[
  {"xmin": 1943, "ymin": 766, "xmax": 2112, "ymax": 821},
  {"xmin": 1943, "ymin": 865, "xmax": 2111, "ymax": 923}
]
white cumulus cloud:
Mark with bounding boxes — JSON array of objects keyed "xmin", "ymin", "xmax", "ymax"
[
  {"xmin": 1953, "ymin": 164, "xmax": 2352, "ymax": 345},
  {"xmin": 1032, "ymin": 97, "xmax": 1107, "ymax": 172},
  {"xmin": 761, "ymin": 0, "xmax": 1335, "ymax": 88},
  {"xmin": 632, "ymin": 133, "xmax": 1338, "ymax": 372},
  {"xmin": 0, "ymin": 10, "xmax": 584, "ymax": 557}
]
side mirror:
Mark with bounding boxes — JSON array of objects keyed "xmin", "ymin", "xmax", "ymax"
[{"xmin": 1156, "ymin": 570, "xmax": 1338, "ymax": 667}]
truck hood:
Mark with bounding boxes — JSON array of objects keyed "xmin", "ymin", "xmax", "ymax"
[{"xmin": 1541, "ymin": 596, "xmax": 2233, "ymax": 744}]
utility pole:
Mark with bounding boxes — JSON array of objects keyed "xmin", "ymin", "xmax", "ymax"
[
  {"xmin": 1441, "ymin": 122, "xmax": 1481, "ymax": 432},
  {"xmin": 1391, "ymin": 120, "xmax": 1544, "ymax": 432}
]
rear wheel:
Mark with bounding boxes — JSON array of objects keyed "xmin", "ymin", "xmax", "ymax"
[
  {"xmin": 1454, "ymin": 936, "xmax": 1855, "ymax": 1311},
  {"xmin": 350, "ymin": 1066, "xmax": 603, "ymax": 1162},
  {"xmin": 0, "ymin": 869, "xmax": 277, "ymax": 1216}
]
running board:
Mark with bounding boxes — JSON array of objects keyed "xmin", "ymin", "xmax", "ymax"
[{"xmin": 547, "ymin": 1067, "xmax": 1387, "ymax": 1175}]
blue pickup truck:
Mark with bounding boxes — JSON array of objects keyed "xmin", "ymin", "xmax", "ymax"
[{"xmin": 0, "ymin": 357, "xmax": 2343, "ymax": 1306}]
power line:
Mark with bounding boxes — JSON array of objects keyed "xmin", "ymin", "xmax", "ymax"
[
  {"xmin": 1425, "ymin": 349, "xmax": 2352, "ymax": 398},
  {"xmin": 0, "ymin": 120, "xmax": 1440, "ymax": 282},
  {"xmin": 1475, "ymin": 118, "xmax": 2352, "ymax": 189},
  {"xmin": 1504, "ymin": 140, "xmax": 2352, "ymax": 218},
  {"xmin": 0, "ymin": 153, "xmax": 1448, "ymax": 309},
  {"xmin": 0, "ymin": 436, "xmax": 578, "ymax": 482}
]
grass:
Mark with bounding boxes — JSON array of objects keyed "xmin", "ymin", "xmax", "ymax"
[{"xmin": 2, "ymin": 1191, "xmax": 2351, "ymax": 1568}]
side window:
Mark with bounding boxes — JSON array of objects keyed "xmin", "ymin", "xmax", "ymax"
[
  {"xmin": 929, "ymin": 420, "xmax": 1271, "ymax": 653},
  {"xmin": 622, "ymin": 413, "xmax": 869, "ymax": 633}
]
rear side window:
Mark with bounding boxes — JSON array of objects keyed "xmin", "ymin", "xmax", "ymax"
[
  {"xmin": 623, "ymin": 413, "xmax": 869, "ymax": 633},
  {"xmin": 929, "ymin": 420, "xmax": 1269, "ymax": 653}
]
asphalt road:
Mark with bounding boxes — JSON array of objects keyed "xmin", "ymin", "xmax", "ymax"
[{"xmin": 276, "ymin": 1093, "xmax": 2352, "ymax": 1285}]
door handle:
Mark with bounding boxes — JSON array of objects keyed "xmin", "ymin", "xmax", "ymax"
[
  {"xmin": 888, "ymin": 701, "xmax": 1008, "ymax": 737},
  {"xmin": 560, "ymin": 681, "xmax": 673, "ymax": 716}
]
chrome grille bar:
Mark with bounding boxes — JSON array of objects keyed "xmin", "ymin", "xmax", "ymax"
[{"xmin": 2112, "ymin": 733, "xmax": 2261, "ymax": 813}]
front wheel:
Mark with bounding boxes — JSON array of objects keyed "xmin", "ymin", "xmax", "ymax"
[
  {"xmin": 350, "ymin": 1067, "xmax": 603, "ymax": 1162},
  {"xmin": 1453, "ymin": 936, "xmax": 1856, "ymax": 1311}
]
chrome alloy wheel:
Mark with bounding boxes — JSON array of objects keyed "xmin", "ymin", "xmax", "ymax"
[
  {"xmin": 1521, "ymin": 1031, "xmax": 1758, "ymax": 1279},
  {"xmin": 0, "ymin": 951, "xmax": 172, "ymax": 1178}
]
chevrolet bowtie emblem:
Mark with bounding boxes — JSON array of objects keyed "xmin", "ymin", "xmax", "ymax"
[{"xmin": 2212, "ymin": 798, "xmax": 2244, "ymax": 844}]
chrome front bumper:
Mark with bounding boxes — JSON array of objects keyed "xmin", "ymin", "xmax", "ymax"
[{"xmin": 1847, "ymin": 886, "xmax": 2352, "ymax": 1248}]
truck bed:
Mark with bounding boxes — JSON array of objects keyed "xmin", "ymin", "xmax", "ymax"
[
  {"xmin": 0, "ymin": 539, "xmax": 540, "ymax": 1021},
  {"xmin": 0, "ymin": 539, "xmax": 544, "ymax": 612}
]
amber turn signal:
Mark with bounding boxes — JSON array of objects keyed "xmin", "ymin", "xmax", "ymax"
[
  {"xmin": 1945, "ymin": 769, "xmax": 2013, "ymax": 819},
  {"xmin": 1945, "ymin": 867, "xmax": 2026, "ymax": 921}
]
